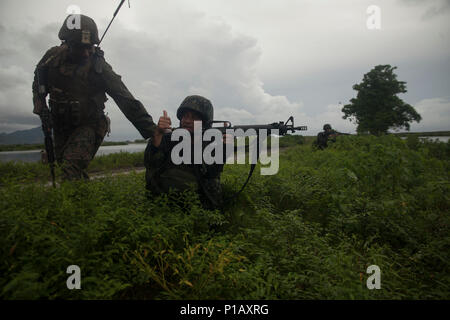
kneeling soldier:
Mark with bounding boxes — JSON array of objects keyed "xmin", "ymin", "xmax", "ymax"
[{"xmin": 145, "ymin": 95, "xmax": 231, "ymax": 210}]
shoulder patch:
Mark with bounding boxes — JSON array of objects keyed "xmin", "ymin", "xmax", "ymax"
[{"xmin": 41, "ymin": 45, "xmax": 67, "ymax": 67}]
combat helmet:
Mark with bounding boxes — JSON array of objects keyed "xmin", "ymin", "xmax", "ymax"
[
  {"xmin": 58, "ymin": 14, "xmax": 100, "ymax": 45},
  {"xmin": 323, "ymin": 124, "xmax": 332, "ymax": 131},
  {"xmin": 177, "ymin": 95, "xmax": 214, "ymax": 127}
]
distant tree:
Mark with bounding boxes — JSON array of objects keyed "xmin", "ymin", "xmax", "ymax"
[{"xmin": 342, "ymin": 65, "xmax": 421, "ymax": 135}]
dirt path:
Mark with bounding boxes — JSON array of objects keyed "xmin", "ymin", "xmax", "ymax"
[
  {"xmin": 40, "ymin": 167, "xmax": 146, "ymax": 187},
  {"xmin": 89, "ymin": 167, "xmax": 146, "ymax": 179}
]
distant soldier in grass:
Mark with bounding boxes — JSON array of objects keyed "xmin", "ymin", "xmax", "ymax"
[
  {"xmin": 314, "ymin": 124, "xmax": 342, "ymax": 150},
  {"xmin": 32, "ymin": 14, "xmax": 156, "ymax": 181},
  {"xmin": 144, "ymin": 95, "xmax": 232, "ymax": 210}
]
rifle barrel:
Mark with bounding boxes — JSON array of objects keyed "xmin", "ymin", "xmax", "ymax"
[
  {"xmin": 211, "ymin": 124, "xmax": 307, "ymax": 135},
  {"xmin": 40, "ymin": 110, "xmax": 56, "ymax": 188},
  {"xmin": 233, "ymin": 124, "xmax": 279, "ymax": 131},
  {"xmin": 207, "ymin": 117, "xmax": 307, "ymax": 135}
]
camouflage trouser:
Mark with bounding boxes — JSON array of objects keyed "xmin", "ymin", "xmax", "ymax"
[{"xmin": 53, "ymin": 116, "xmax": 108, "ymax": 181}]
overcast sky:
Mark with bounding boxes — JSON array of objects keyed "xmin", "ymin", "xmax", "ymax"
[{"xmin": 0, "ymin": 0, "xmax": 449, "ymax": 140}]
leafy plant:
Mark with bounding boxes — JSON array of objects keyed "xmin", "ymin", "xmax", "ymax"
[{"xmin": 0, "ymin": 135, "xmax": 448, "ymax": 299}]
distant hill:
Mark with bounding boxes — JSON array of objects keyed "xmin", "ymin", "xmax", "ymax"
[{"xmin": 0, "ymin": 127, "xmax": 44, "ymax": 145}]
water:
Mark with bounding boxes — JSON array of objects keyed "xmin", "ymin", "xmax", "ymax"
[
  {"xmin": 0, "ymin": 149, "xmax": 43, "ymax": 163},
  {"xmin": 400, "ymin": 136, "xmax": 449, "ymax": 143},
  {"xmin": 95, "ymin": 143, "xmax": 147, "ymax": 156},
  {"xmin": 0, "ymin": 143, "xmax": 148, "ymax": 163},
  {"xmin": 1, "ymin": 136, "xmax": 449, "ymax": 163},
  {"xmin": 419, "ymin": 136, "xmax": 449, "ymax": 143}
]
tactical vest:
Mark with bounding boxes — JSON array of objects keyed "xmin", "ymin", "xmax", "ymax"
[
  {"xmin": 144, "ymin": 136, "xmax": 224, "ymax": 209},
  {"xmin": 45, "ymin": 47, "xmax": 108, "ymax": 129}
]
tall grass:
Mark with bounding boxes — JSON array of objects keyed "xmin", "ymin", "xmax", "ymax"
[{"xmin": 0, "ymin": 135, "xmax": 448, "ymax": 299}]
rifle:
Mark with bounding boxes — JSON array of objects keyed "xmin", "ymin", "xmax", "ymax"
[
  {"xmin": 327, "ymin": 131, "xmax": 350, "ymax": 140},
  {"xmin": 207, "ymin": 116, "xmax": 307, "ymax": 203},
  {"xmin": 334, "ymin": 131, "xmax": 350, "ymax": 136},
  {"xmin": 36, "ymin": 65, "xmax": 56, "ymax": 187},
  {"xmin": 209, "ymin": 116, "xmax": 307, "ymax": 135}
]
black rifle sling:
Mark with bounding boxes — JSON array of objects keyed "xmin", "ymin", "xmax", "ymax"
[
  {"xmin": 195, "ymin": 134, "xmax": 260, "ymax": 209},
  {"xmin": 194, "ymin": 164, "xmax": 222, "ymax": 209},
  {"xmin": 222, "ymin": 134, "xmax": 260, "ymax": 205},
  {"xmin": 227, "ymin": 162, "xmax": 257, "ymax": 202}
]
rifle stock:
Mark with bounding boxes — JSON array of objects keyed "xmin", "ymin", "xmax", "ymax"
[
  {"xmin": 39, "ymin": 106, "xmax": 56, "ymax": 188},
  {"xmin": 36, "ymin": 65, "xmax": 56, "ymax": 187},
  {"xmin": 334, "ymin": 131, "xmax": 351, "ymax": 136}
]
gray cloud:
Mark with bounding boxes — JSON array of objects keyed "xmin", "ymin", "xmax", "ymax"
[
  {"xmin": 0, "ymin": 0, "xmax": 449, "ymax": 140},
  {"xmin": 399, "ymin": 0, "xmax": 450, "ymax": 19},
  {"xmin": 0, "ymin": 3, "xmax": 307, "ymax": 139},
  {"xmin": 409, "ymin": 97, "xmax": 450, "ymax": 132},
  {"xmin": 0, "ymin": 22, "xmax": 51, "ymax": 134},
  {"xmin": 89, "ymin": 9, "xmax": 308, "ymax": 140},
  {"xmin": 0, "ymin": 114, "xmax": 39, "ymax": 127},
  {"xmin": 423, "ymin": 2, "xmax": 450, "ymax": 20},
  {"xmin": 0, "ymin": 65, "xmax": 29, "ymax": 89}
]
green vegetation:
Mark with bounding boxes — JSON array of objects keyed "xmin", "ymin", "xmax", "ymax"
[
  {"xmin": 0, "ymin": 140, "xmax": 134, "ymax": 152},
  {"xmin": 393, "ymin": 131, "xmax": 450, "ymax": 137},
  {"xmin": 0, "ymin": 144, "xmax": 45, "ymax": 152},
  {"xmin": 236, "ymin": 134, "xmax": 305, "ymax": 151},
  {"xmin": 0, "ymin": 151, "xmax": 146, "ymax": 185},
  {"xmin": 0, "ymin": 135, "xmax": 305, "ymax": 184},
  {"xmin": 277, "ymin": 134, "xmax": 305, "ymax": 148},
  {"xmin": 0, "ymin": 135, "xmax": 449, "ymax": 299}
]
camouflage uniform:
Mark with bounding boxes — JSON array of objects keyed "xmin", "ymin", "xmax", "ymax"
[
  {"xmin": 144, "ymin": 96, "xmax": 224, "ymax": 210},
  {"xmin": 315, "ymin": 124, "xmax": 337, "ymax": 150},
  {"xmin": 32, "ymin": 15, "xmax": 156, "ymax": 180}
]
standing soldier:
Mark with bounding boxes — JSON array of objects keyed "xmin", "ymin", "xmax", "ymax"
[{"xmin": 32, "ymin": 14, "xmax": 156, "ymax": 180}]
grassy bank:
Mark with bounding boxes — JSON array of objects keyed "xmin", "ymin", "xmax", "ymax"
[
  {"xmin": 393, "ymin": 131, "xmax": 450, "ymax": 137},
  {"xmin": 0, "ymin": 135, "xmax": 306, "ymax": 184},
  {"xmin": 0, "ymin": 140, "xmax": 147, "ymax": 152},
  {"xmin": 0, "ymin": 151, "xmax": 146, "ymax": 184},
  {"xmin": 0, "ymin": 143, "xmax": 46, "ymax": 152},
  {"xmin": 0, "ymin": 135, "xmax": 448, "ymax": 299}
]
